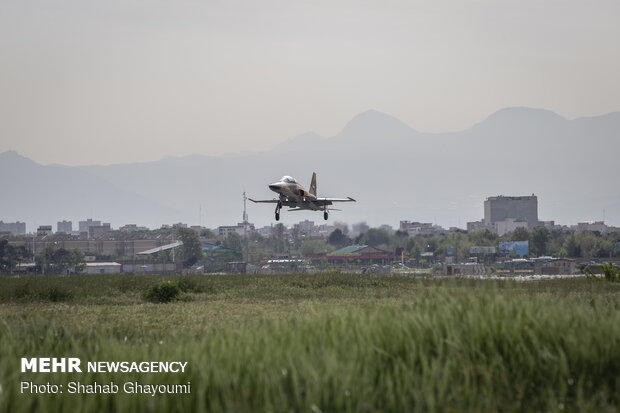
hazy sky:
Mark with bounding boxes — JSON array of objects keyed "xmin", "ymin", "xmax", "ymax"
[{"xmin": 1, "ymin": 0, "xmax": 619, "ymax": 165}]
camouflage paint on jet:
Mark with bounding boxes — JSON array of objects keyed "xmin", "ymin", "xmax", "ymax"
[{"xmin": 250, "ymin": 172, "xmax": 355, "ymax": 221}]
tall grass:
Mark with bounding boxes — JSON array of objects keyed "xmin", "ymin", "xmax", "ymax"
[{"xmin": 0, "ymin": 274, "xmax": 618, "ymax": 412}]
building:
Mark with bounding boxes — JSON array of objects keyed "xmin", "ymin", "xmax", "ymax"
[
  {"xmin": 467, "ymin": 220, "xmax": 492, "ymax": 233},
  {"xmin": 484, "ymin": 195, "xmax": 538, "ymax": 230},
  {"xmin": 257, "ymin": 225, "xmax": 274, "ymax": 237},
  {"xmin": 468, "ymin": 195, "xmax": 540, "ymax": 235},
  {"xmin": 88, "ymin": 223, "xmax": 111, "ymax": 239},
  {"xmin": 399, "ymin": 221, "xmax": 443, "ymax": 237},
  {"xmin": 494, "ymin": 218, "xmax": 529, "ymax": 237},
  {"xmin": 0, "ymin": 221, "xmax": 26, "ymax": 235},
  {"xmin": 37, "ymin": 225, "xmax": 53, "ymax": 237},
  {"xmin": 11, "ymin": 236, "xmax": 177, "ymax": 257},
  {"xmin": 444, "ymin": 263, "xmax": 486, "ymax": 276},
  {"xmin": 218, "ymin": 222, "xmax": 255, "ymax": 237},
  {"xmin": 57, "ymin": 220, "xmax": 72, "ymax": 234},
  {"xmin": 79, "ymin": 219, "xmax": 101, "ymax": 236},
  {"xmin": 296, "ymin": 220, "xmax": 316, "ymax": 235},
  {"xmin": 308, "ymin": 245, "xmax": 393, "ymax": 265},
  {"xmin": 573, "ymin": 221, "xmax": 618, "ymax": 234},
  {"xmin": 119, "ymin": 224, "xmax": 148, "ymax": 232},
  {"xmin": 85, "ymin": 262, "xmax": 122, "ymax": 275}
]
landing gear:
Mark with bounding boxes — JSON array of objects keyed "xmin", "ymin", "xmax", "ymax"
[
  {"xmin": 324, "ymin": 210, "xmax": 328, "ymax": 220},
  {"xmin": 275, "ymin": 201, "xmax": 282, "ymax": 221}
]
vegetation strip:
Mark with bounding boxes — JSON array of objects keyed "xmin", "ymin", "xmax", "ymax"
[{"xmin": 1, "ymin": 274, "xmax": 618, "ymax": 412}]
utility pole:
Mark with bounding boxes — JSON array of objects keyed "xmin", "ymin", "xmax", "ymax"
[{"xmin": 242, "ymin": 191, "xmax": 249, "ymax": 263}]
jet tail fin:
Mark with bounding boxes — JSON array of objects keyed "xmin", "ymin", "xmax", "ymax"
[{"xmin": 309, "ymin": 172, "xmax": 317, "ymax": 196}]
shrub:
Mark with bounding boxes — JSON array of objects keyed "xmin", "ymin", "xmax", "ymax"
[
  {"xmin": 38, "ymin": 286, "xmax": 73, "ymax": 302},
  {"xmin": 143, "ymin": 281, "xmax": 181, "ymax": 303},
  {"xmin": 177, "ymin": 276, "xmax": 202, "ymax": 293},
  {"xmin": 585, "ymin": 262, "xmax": 620, "ymax": 282}
]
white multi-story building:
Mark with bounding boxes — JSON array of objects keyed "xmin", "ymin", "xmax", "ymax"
[
  {"xmin": 0, "ymin": 221, "xmax": 26, "ymax": 235},
  {"xmin": 57, "ymin": 220, "xmax": 72, "ymax": 234},
  {"xmin": 79, "ymin": 219, "xmax": 101, "ymax": 235},
  {"xmin": 218, "ymin": 221, "xmax": 255, "ymax": 237}
]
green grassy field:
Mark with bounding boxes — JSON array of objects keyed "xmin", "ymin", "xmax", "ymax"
[{"xmin": 1, "ymin": 273, "xmax": 619, "ymax": 412}]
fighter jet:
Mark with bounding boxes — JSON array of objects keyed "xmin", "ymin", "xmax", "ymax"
[{"xmin": 249, "ymin": 172, "xmax": 355, "ymax": 221}]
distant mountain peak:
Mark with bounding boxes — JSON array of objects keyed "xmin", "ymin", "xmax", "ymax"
[
  {"xmin": 271, "ymin": 131, "xmax": 326, "ymax": 154},
  {"xmin": 482, "ymin": 107, "xmax": 566, "ymax": 124},
  {"xmin": 0, "ymin": 149, "xmax": 23, "ymax": 159},
  {"xmin": 336, "ymin": 109, "xmax": 417, "ymax": 142},
  {"xmin": 0, "ymin": 150, "xmax": 39, "ymax": 166}
]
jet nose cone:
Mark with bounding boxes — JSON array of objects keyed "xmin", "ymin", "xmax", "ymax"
[{"xmin": 269, "ymin": 183, "xmax": 281, "ymax": 192}]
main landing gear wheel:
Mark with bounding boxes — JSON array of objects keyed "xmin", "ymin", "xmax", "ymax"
[{"xmin": 324, "ymin": 211, "xmax": 328, "ymax": 220}]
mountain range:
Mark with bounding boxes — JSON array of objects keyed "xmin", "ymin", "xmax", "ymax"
[{"xmin": 1, "ymin": 107, "xmax": 619, "ymax": 231}]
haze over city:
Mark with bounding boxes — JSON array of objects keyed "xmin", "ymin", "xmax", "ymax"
[{"xmin": 1, "ymin": 0, "xmax": 619, "ymax": 165}]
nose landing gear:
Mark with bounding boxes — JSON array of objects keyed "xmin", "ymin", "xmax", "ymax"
[{"xmin": 324, "ymin": 210, "xmax": 328, "ymax": 220}]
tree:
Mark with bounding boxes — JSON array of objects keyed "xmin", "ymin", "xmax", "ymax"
[
  {"xmin": 328, "ymin": 228, "xmax": 348, "ymax": 247},
  {"xmin": 55, "ymin": 249, "xmax": 85, "ymax": 274},
  {"xmin": 290, "ymin": 225, "xmax": 302, "ymax": 249},
  {"xmin": 223, "ymin": 232, "xmax": 243, "ymax": 252},
  {"xmin": 270, "ymin": 223, "xmax": 287, "ymax": 253},
  {"xmin": 300, "ymin": 239, "xmax": 329, "ymax": 256},
  {"xmin": 200, "ymin": 228, "xmax": 216, "ymax": 238},
  {"xmin": 34, "ymin": 247, "xmax": 85, "ymax": 274},
  {"xmin": 510, "ymin": 227, "xmax": 530, "ymax": 242},
  {"xmin": 176, "ymin": 227, "xmax": 204, "ymax": 268},
  {"xmin": 531, "ymin": 226, "xmax": 551, "ymax": 257},
  {"xmin": 36, "ymin": 246, "xmax": 56, "ymax": 274},
  {"xmin": 249, "ymin": 232, "xmax": 264, "ymax": 242},
  {"xmin": 0, "ymin": 240, "xmax": 31, "ymax": 274},
  {"xmin": 564, "ymin": 233, "xmax": 581, "ymax": 257}
]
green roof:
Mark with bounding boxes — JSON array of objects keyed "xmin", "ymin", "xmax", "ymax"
[{"xmin": 329, "ymin": 245, "xmax": 368, "ymax": 255}]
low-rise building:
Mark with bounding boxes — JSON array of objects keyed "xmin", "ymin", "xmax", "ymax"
[
  {"xmin": 308, "ymin": 245, "xmax": 393, "ymax": 265},
  {"xmin": 37, "ymin": 225, "xmax": 53, "ymax": 237},
  {"xmin": 400, "ymin": 221, "xmax": 443, "ymax": 237},
  {"xmin": 84, "ymin": 262, "xmax": 122, "ymax": 275},
  {"xmin": 572, "ymin": 221, "xmax": 618, "ymax": 234},
  {"xmin": 119, "ymin": 224, "xmax": 148, "ymax": 232},
  {"xmin": 444, "ymin": 263, "xmax": 486, "ymax": 276},
  {"xmin": 218, "ymin": 221, "xmax": 255, "ymax": 237}
]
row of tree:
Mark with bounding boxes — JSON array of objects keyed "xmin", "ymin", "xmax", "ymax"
[
  {"xmin": 334, "ymin": 226, "xmax": 620, "ymax": 261},
  {"xmin": 221, "ymin": 224, "xmax": 620, "ymax": 262},
  {"xmin": 5, "ymin": 224, "xmax": 615, "ymax": 274},
  {"xmin": 0, "ymin": 239, "xmax": 30, "ymax": 273},
  {"xmin": 0, "ymin": 239, "xmax": 88, "ymax": 274}
]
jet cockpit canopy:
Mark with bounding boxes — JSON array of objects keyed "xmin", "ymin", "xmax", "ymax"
[{"xmin": 281, "ymin": 176, "xmax": 297, "ymax": 183}]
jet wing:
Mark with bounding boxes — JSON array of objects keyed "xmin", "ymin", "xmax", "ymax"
[
  {"xmin": 248, "ymin": 198, "xmax": 279, "ymax": 203},
  {"xmin": 315, "ymin": 197, "xmax": 356, "ymax": 203}
]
